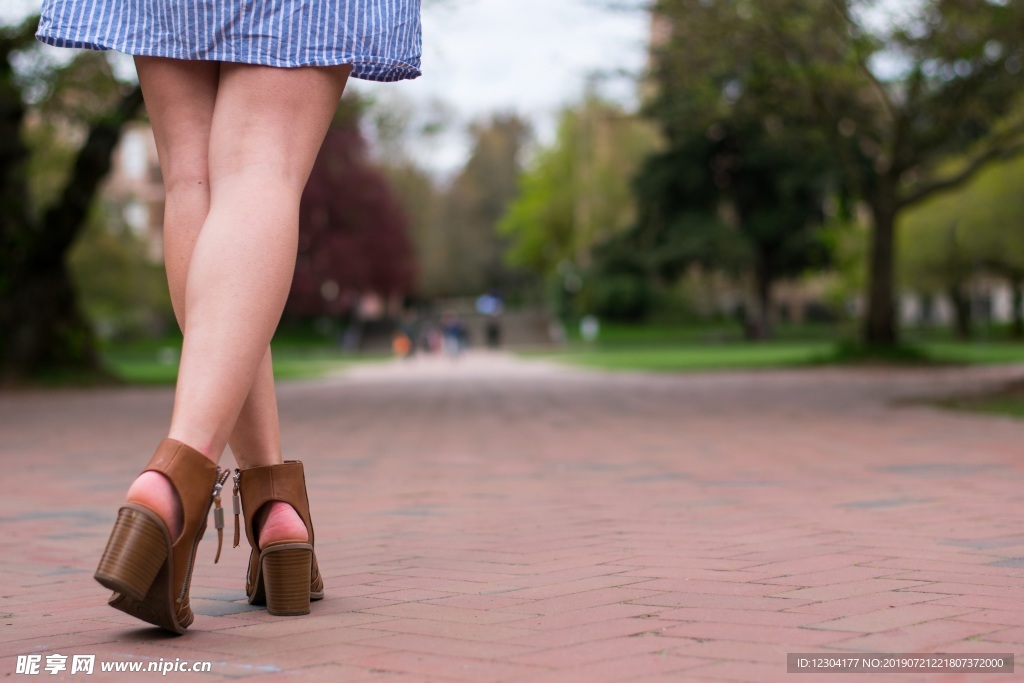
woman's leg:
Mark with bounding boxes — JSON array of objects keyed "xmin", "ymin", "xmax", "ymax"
[
  {"xmin": 127, "ymin": 58, "xmax": 349, "ymax": 543},
  {"xmin": 125, "ymin": 57, "xmax": 281, "ymax": 537},
  {"xmin": 168, "ymin": 60, "xmax": 349, "ymax": 458},
  {"xmin": 133, "ymin": 57, "xmax": 285, "ymax": 468},
  {"xmin": 170, "ymin": 61, "xmax": 350, "ymax": 543},
  {"xmin": 125, "ymin": 57, "xmax": 221, "ymax": 538}
]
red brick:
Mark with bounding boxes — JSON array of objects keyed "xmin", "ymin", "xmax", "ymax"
[
  {"xmin": 510, "ymin": 652, "xmax": 703, "ymax": 683},
  {"xmin": 349, "ymin": 650, "xmax": 545, "ymax": 681},
  {"xmin": 829, "ymin": 619, "xmax": 1003, "ymax": 651},
  {"xmin": 5, "ymin": 358, "xmax": 1024, "ymax": 681},
  {"xmin": 804, "ymin": 603, "xmax": 977, "ymax": 633},
  {"xmin": 771, "ymin": 578, "xmax": 930, "ymax": 601},
  {"xmin": 659, "ymin": 621, "xmax": 856, "ymax": 646}
]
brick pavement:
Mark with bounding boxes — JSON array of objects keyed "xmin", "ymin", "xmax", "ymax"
[{"xmin": 1, "ymin": 353, "xmax": 1023, "ymax": 682}]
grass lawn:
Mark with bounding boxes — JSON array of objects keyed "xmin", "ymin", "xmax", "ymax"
[
  {"xmin": 102, "ymin": 340, "xmax": 386, "ymax": 385},
  {"xmin": 532, "ymin": 341, "xmax": 837, "ymax": 372},
  {"xmin": 532, "ymin": 331, "xmax": 1024, "ymax": 420},
  {"xmin": 527, "ymin": 322, "xmax": 1024, "ymax": 373},
  {"xmin": 917, "ymin": 341, "xmax": 1024, "ymax": 365},
  {"xmin": 934, "ymin": 380, "xmax": 1024, "ymax": 419},
  {"xmin": 101, "ymin": 322, "xmax": 1024, "ymax": 387}
]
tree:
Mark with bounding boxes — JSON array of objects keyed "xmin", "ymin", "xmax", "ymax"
[
  {"xmin": 651, "ymin": 0, "xmax": 1024, "ymax": 346},
  {"xmin": 500, "ymin": 95, "xmax": 658, "ymax": 278},
  {"xmin": 432, "ymin": 113, "xmax": 530, "ymax": 297},
  {"xmin": 1, "ymin": 17, "xmax": 143, "ymax": 382},
  {"xmin": 285, "ymin": 100, "xmax": 416, "ymax": 319},
  {"xmin": 361, "ymin": 92, "xmax": 451, "ymax": 301},
  {"xmin": 383, "ymin": 160, "xmax": 445, "ymax": 299},
  {"xmin": 68, "ymin": 202, "xmax": 174, "ymax": 340},
  {"xmin": 901, "ymin": 155, "xmax": 1024, "ymax": 338},
  {"xmin": 625, "ymin": 115, "xmax": 833, "ymax": 337},
  {"xmin": 900, "ymin": 217, "xmax": 977, "ymax": 338},
  {"xmin": 624, "ymin": 5, "xmax": 838, "ymax": 336}
]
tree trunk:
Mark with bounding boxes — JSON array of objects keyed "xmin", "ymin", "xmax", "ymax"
[
  {"xmin": 948, "ymin": 283, "xmax": 973, "ymax": 340},
  {"xmin": 1, "ymin": 264, "xmax": 100, "ymax": 380},
  {"xmin": 746, "ymin": 256, "xmax": 773, "ymax": 341},
  {"xmin": 864, "ymin": 185, "xmax": 899, "ymax": 347},
  {"xmin": 0, "ymin": 85, "xmax": 142, "ymax": 383}
]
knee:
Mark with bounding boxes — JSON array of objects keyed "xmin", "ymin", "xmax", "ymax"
[
  {"xmin": 164, "ymin": 171, "xmax": 212, "ymax": 199},
  {"xmin": 210, "ymin": 156, "xmax": 306, "ymax": 195}
]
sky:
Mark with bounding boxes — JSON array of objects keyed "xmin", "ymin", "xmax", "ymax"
[
  {"xmin": 360, "ymin": 0, "xmax": 651, "ymax": 174},
  {"xmin": 3, "ymin": 0, "xmax": 653, "ymax": 174},
  {"xmin": 367, "ymin": 0, "xmax": 652, "ymax": 172}
]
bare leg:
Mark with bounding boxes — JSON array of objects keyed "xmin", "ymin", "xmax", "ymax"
[
  {"xmin": 125, "ymin": 57, "xmax": 220, "ymax": 539},
  {"xmin": 132, "ymin": 57, "xmax": 285, "ymax": 467},
  {"xmin": 168, "ymin": 60, "xmax": 349, "ymax": 459},
  {"xmin": 126, "ymin": 58, "xmax": 349, "ymax": 544}
]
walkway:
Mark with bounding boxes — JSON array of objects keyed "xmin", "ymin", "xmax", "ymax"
[{"xmin": 1, "ymin": 353, "xmax": 1022, "ymax": 681}]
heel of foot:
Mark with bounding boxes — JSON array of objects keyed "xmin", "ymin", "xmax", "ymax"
[
  {"xmin": 257, "ymin": 502, "xmax": 309, "ymax": 550},
  {"xmin": 125, "ymin": 471, "xmax": 183, "ymax": 540}
]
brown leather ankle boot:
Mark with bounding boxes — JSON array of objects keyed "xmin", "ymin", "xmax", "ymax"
[
  {"xmin": 233, "ymin": 461, "xmax": 324, "ymax": 615},
  {"xmin": 95, "ymin": 439, "xmax": 230, "ymax": 634}
]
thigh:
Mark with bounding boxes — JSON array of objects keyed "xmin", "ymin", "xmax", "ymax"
[
  {"xmin": 134, "ymin": 57, "xmax": 220, "ymax": 189},
  {"xmin": 208, "ymin": 63, "xmax": 352, "ymax": 194}
]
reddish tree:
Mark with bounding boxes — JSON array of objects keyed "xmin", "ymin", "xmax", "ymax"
[{"xmin": 286, "ymin": 108, "xmax": 417, "ymax": 318}]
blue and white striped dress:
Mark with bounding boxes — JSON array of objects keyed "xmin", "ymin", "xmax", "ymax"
[{"xmin": 36, "ymin": 0, "xmax": 421, "ymax": 82}]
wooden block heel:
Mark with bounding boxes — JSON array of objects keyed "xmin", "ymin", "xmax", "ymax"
[
  {"xmin": 94, "ymin": 439, "xmax": 229, "ymax": 634},
  {"xmin": 260, "ymin": 544, "xmax": 313, "ymax": 616},
  {"xmin": 95, "ymin": 505, "xmax": 169, "ymax": 600}
]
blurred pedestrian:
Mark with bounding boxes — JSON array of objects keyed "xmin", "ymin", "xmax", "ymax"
[
  {"xmin": 441, "ymin": 310, "xmax": 467, "ymax": 358},
  {"xmin": 36, "ymin": 0, "xmax": 421, "ymax": 632},
  {"xmin": 476, "ymin": 291, "xmax": 504, "ymax": 349},
  {"xmin": 392, "ymin": 331, "xmax": 413, "ymax": 359}
]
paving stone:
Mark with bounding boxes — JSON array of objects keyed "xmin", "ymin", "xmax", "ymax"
[{"xmin": 2, "ymin": 355, "xmax": 1022, "ymax": 681}]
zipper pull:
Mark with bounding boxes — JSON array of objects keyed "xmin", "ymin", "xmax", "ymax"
[
  {"xmin": 232, "ymin": 469, "xmax": 241, "ymax": 548},
  {"xmin": 212, "ymin": 469, "xmax": 230, "ymax": 564}
]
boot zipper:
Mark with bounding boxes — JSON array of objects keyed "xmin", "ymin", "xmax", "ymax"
[
  {"xmin": 232, "ymin": 469, "xmax": 241, "ymax": 548},
  {"xmin": 177, "ymin": 467, "xmax": 230, "ymax": 603},
  {"xmin": 212, "ymin": 468, "xmax": 230, "ymax": 564}
]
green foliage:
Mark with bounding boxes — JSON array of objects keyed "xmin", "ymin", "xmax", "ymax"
[
  {"xmin": 531, "ymin": 327, "xmax": 1024, "ymax": 374},
  {"xmin": 616, "ymin": 18, "xmax": 838, "ymax": 337},
  {"xmin": 582, "ymin": 272, "xmax": 652, "ymax": 322},
  {"xmin": 647, "ymin": 0, "xmax": 1024, "ymax": 346},
  {"xmin": 21, "ymin": 51, "xmax": 134, "ymax": 211},
  {"xmin": 68, "ymin": 205, "xmax": 173, "ymax": 340},
  {"xmin": 542, "ymin": 341, "xmax": 835, "ymax": 372},
  {"xmin": 383, "ymin": 160, "xmax": 444, "ymax": 295},
  {"xmin": 898, "ymin": 154, "xmax": 1024, "ymax": 337},
  {"xmin": 359, "ymin": 92, "xmax": 458, "ymax": 300},
  {"xmin": 819, "ymin": 219, "xmax": 868, "ymax": 313},
  {"xmin": 940, "ymin": 393, "xmax": 1024, "ymax": 420},
  {"xmin": 101, "ymin": 336, "xmax": 387, "ymax": 385},
  {"xmin": 1, "ymin": 19, "xmax": 144, "ymax": 382},
  {"xmin": 901, "ymin": 156, "xmax": 1024, "ymax": 289},
  {"xmin": 499, "ymin": 138, "xmax": 575, "ymax": 275},
  {"xmin": 827, "ymin": 340, "xmax": 934, "ymax": 366},
  {"xmin": 413, "ymin": 113, "xmax": 531, "ymax": 298},
  {"xmin": 499, "ymin": 96, "xmax": 659, "ymax": 277}
]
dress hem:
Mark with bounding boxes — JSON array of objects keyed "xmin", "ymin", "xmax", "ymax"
[{"xmin": 35, "ymin": 32, "xmax": 421, "ymax": 82}]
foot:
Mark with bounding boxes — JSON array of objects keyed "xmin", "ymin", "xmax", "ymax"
[
  {"xmin": 126, "ymin": 471, "xmax": 184, "ymax": 540},
  {"xmin": 254, "ymin": 502, "xmax": 308, "ymax": 549}
]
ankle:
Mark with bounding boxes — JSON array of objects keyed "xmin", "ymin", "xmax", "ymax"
[
  {"xmin": 164, "ymin": 430, "xmax": 219, "ymax": 463},
  {"xmin": 255, "ymin": 501, "xmax": 308, "ymax": 549},
  {"xmin": 126, "ymin": 471, "xmax": 183, "ymax": 540}
]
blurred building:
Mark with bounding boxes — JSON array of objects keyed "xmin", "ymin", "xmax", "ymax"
[
  {"xmin": 102, "ymin": 122, "xmax": 165, "ymax": 261},
  {"xmin": 900, "ymin": 282, "xmax": 1019, "ymax": 329}
]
